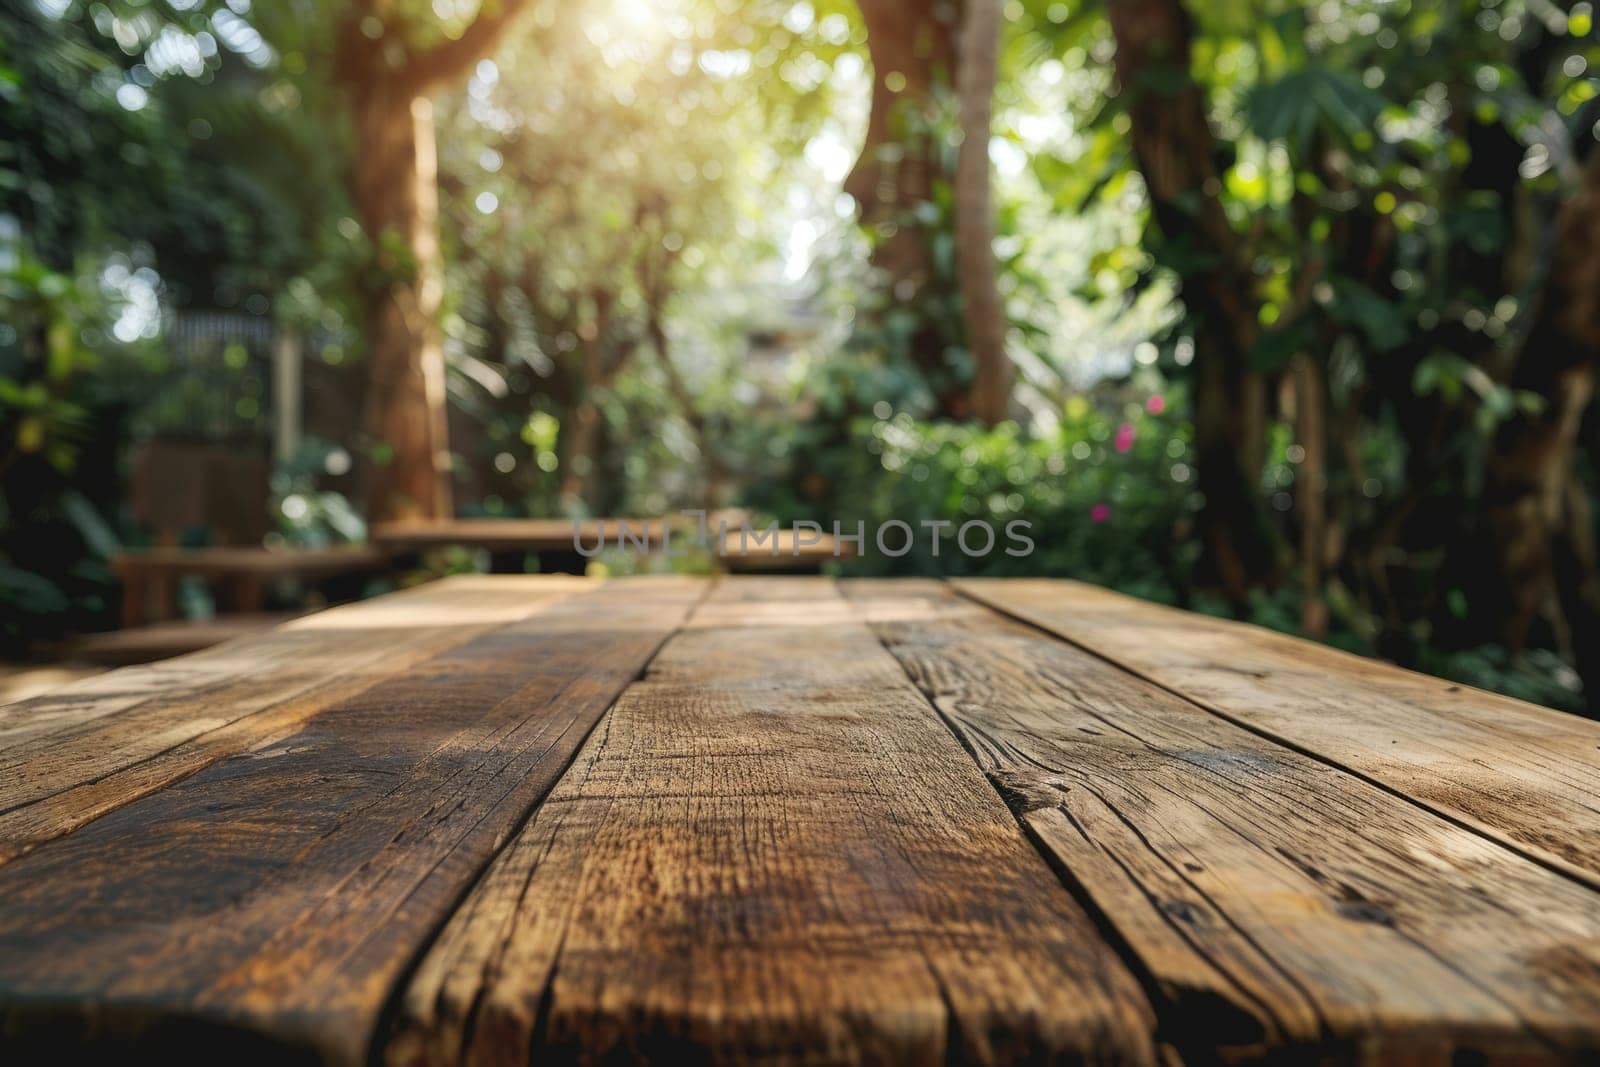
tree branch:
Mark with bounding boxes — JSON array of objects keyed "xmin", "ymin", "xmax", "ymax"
[{"xmin": 402, "ymin": 0, "xmax": 532, "ymax": 92}]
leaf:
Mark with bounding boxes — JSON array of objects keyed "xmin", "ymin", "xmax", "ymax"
[
  {"xmin": 1248, "ymin": 319, "xmax": 1315, "ymax": 373},
  {"xmin": 1149, "ymin": 231, "xmax": 1224, "ymax": 277},
  {"xmin": 0, "ymin": 564, "xmax": 69, "ymax": 614},
  {"xmin": 60, "ymin": 490, "xmax": 121, "ymax": 559},
  {"xmin": 1327, "ymin": 279, "xmax": 1408, "ymax": 353},
  {"xmin": 1445, "ymin": 200, "xmax": 1507, "ymax": 256},
  {"xmin": 1245, "ymin": 66, "xmax": 1388, "ymax": 155}
]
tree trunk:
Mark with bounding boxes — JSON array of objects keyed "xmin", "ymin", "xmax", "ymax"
[
  {"xmin": 558, "ymin": 402, "xmax": 602, "ymax": 516},
  {"xmin": 338, "ymin": 0, "xmax": 533, "ymax": 525},
  {"xmin": 1481, "ymin": 149, "xmax": 1600, "ymax": 702},
  {"xmin": 557, "ymin": 293, "xmax": 636, "ymax": 515},
  {"xmin": 847, "ymin": 0, "xmax": 957, "ymax": 281},
  {"xmin": 1293, "ymin": 354, "xmax": 1328, "ymax": 637},
  {"xmin": 1555, "ymin": 471, "xmax": 1600, "ymax": 711},
  {"xmin": 847, "ymin": 0, "xmax": 965, "ymax": 417},
  {"xmin": 1105, "ymin": 0, "xmax": 1281, "ymax": 604},
  {"xmin": 954, "ymin": 0, "xmax": 1010, "ymax": 426},
  {"xmin": 645, "ymin": 301, "xmax": 724, "ymax": 510},
  {"xmin": 352, "ymin": 86, "xmax": 453, "ymax": 523}
]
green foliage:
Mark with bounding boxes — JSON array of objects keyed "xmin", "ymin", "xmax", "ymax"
[
  {"xmin": 271, "ymin": 439, "xmax": 367, "ymax": 548},
  {"xmin": 1010, "ymin": 0, "xmax": 1600, "ymax": 711},
  {"xmin": 435, "ymin": 0, "xmax": 854, "ymax": 518},
  {"xmin": 1245, "ymin": 66, "xmax": 1387, "ymax": 153},
  {"xmin": 1423, "ymin": 645, "xmax": 1587, "ymax": 713},
  {"xmin": 0, "ymin": 256, "xmax": 102, "ymax": 472},
  {"xmin": 0, "ymin": 248, "xmax": 130, "ymax": 648},
  {"xmin": 0, "ymin": 0, "xmax": 349, "ymax": 643},
  {"xmin": 4, "ymin": 0, "xmax": 1600, "ymax": 717},
  {"xmin": 769, "ymin": 394, "xmax": 1196, "ymax": 597},
  {"xmin": 0, "ymin": 2, "xmax": 330, "ymax": 291}
]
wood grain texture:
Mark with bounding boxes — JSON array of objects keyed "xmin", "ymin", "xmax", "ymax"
[
  {"xmin": 0, "ymin": 576, "xmax": 701, "ymax": 1066},
  {"xmin": 390, "ymin": 576, "xmax": 1157, "ymax": 1067},
  {"xmin": 955, "ymin": 578, "xmax": 1600, "ymax": 890},
  {"xmin": 850, "ymin": 580, "xmax": 1600, "ymax": 1062},
  {"xmin": 0, "ymin": 576, "xmax": 591, "ymax": 864}
]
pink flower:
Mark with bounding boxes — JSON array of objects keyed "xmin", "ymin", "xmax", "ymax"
[
  {"xmin": 1145, "ymin": 394, "xmax": 1166, "ymax": 415},
  {"xmin": 1090, "ymin": 503, "xmax": 1111, "ymax": 524},
  {"xmin": 1114, "ymin": 423, "xmax": 1136, "ymax": 453}
]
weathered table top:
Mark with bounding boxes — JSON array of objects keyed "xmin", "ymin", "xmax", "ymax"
[{"xmin": 3, "ymin": 576, "xmax": 1600, "ymax": 1064}]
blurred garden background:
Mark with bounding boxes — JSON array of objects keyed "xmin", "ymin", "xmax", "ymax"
[{"xmin": 2, "ymin": 0, "xmax": 1599, "ymax": 711}]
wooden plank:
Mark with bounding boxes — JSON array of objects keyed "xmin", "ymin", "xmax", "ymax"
[
  {"xmin": 0, "ymin": 577, "xmax": 569, "ymax": 753},
  {"xmin": 0, "ymin": 577, "xmax": 592, "ymax": 864},
  {"xmin": 390, "ymin": 576, "xmax": 1156, "ymax": 1066},
  {"xmin": 0, "ymin": 577, "xmax": 703, "ymax": 1065},
  {"xmin": 1, "ymin": 576, "xmax": 578, "ymax": 748},
  {"xmin": 850, "ymin": 580, "xmax": 1600, "ymax": 1061},
  {"xmin": 955, "ymin": 578, "xmax": 1600, "ymax": 890},
  {"xmin": 284, "ymin": 573, "xmax": 593, "ymax": 630},
  {"xmin": 0, "ymin": 650, "xmax": 251, "ymax": 752}
]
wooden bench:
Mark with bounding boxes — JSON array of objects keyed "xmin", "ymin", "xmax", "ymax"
[
  {"xmin": 372, "ymin": 517, "xmax": 676, "ymax": 574},
  {"xmin": 716, "ymin": 527, "xmax": 854, "ymax": 572},
  {"xmin": 3, "ymin": 576, "xmax": 1600, "ymax": 1063},
  {"xmin": 112, "ymin": 544, "xmax": 394, "ymax": 627}
]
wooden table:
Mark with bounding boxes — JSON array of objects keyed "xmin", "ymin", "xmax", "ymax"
[
  {"xmin": 371, "ymin": 518, "xmax": 675, "ymax": 573},
  {"xmin": 4, "ymin": 576, "xmax": 1600, "ymax": 1064}
]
